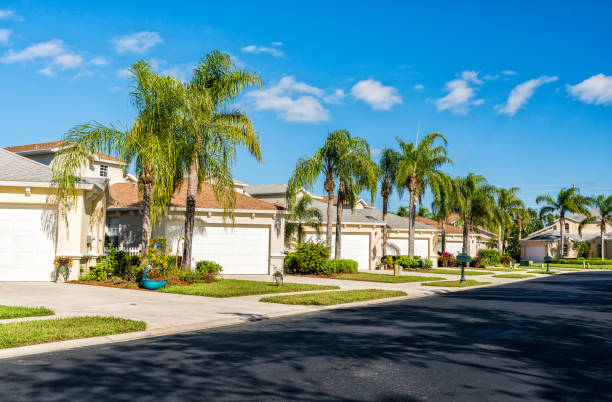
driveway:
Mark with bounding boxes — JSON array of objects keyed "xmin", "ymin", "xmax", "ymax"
[{"xmin": 1, "ymin": 272, "xmax": 610, "ymax": 401}]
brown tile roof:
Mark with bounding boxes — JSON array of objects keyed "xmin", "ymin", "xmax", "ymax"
[
  {"xmin": 320, "ymin": 195, "xmax": 338, "ymax": 204},
  {"xmin": 415, "ymin": 216, "xmax": 464, "ymax": 234},
  {"xmin": 5, "ymin": 141, "xmax": 125, "ymax": 164},
  {"xmin": 109, "ymin": 181, "xmax": 278, "ymax": 211}
]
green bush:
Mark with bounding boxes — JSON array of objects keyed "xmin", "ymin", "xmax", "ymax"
[
  {"xmin": 500, "ymin": 254, "xmax": 514, "ymax": 266},
  {"xmin": 195, "ymin": 260, "xmax": 223, "ymax": 275},
  {"xmin": 477, "ymin": 249, "xmax": 502, "ymax": 266},
  {"xmin": 82, "ymin": 245, "xmax": 140, "ymax": 281},
  {"xmin": 552, "ymin": 258, "xmax": 612, "ymax": 265},
  {"xmin": 291, "ymin": 242, "xmax": 330, "ymax": 274},
  {"xmin": 322, "ymin": 259, "xmax": 358, "ymax": 274},
  {"xmin": 284, "ymin": 252, "xmax": 298, "ymax": 271},
  {"xmin": 573, "ymin": 241, "xmax": 591, "ymax": 258}
]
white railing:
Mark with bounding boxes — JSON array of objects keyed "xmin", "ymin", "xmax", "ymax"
[{"xmin": 104, "ymin": 246, "xmax": 141, "ymax": 256}]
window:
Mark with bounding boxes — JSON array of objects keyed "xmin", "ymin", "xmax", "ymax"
[
  {"xmin": 106, "ymin": 218, "xmax": 119, "ymax": 247},
  {"xmin": 99, "ymin": 164, "xmax": 108, "ymax": 177},
  {"xmin": 563, "ymin": 243, "xmax": 568, "ymax": 256},
  {"xmin": 565, "ymin": 223, "xmax": 570, "ymax": 233}
]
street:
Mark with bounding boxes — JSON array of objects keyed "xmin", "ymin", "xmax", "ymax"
[{"xmin": 1, "ymin": 272, "xmax": 611, "ymax": 401}]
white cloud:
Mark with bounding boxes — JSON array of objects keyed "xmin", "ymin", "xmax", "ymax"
[
  {"xmin": 567, "ymin": 74, "xmax": 612, "ymax": 106},
  {"xmin": 271, "ymin": 41, "xmax": 283, "ymax": 47},
  {"xmin": 0, "ymin": 9, "xmax": 16, "ymax": 19},
  {"xmin": 109, "ymin": 85, "xmax": 122, "ymax": 92},
  {"xmin": 501, "ymin": 70, "xmax": 518, "ymax": 76},
  {"xmin": 89, "ymin": 57, "xmax": 108, "ymax": 66},
  {"xmin": 241, "ymin": 45, "xmax": 284, "ymax": 58},
  {"xmin": 162, "ymin": 62, "xmax": 196, "ymax": 82},
  {"xmin": 0, "ymin": 39, "xmax": 65, "ymax": 63},
  {"xmin": 351, "ymin": 79, "xmax": 402, "ymax": 110},
  {"xmin": 54, "ymin": 53, "xmax": 83, "ymax": 69},
  {"xmin": 414, "ymin": 84, "xmax": 424, "ymax": 91},
  {"xmin": 0, "ymin": 29, "xmax": 11, "ymax": 44},
  {"xmin": 434, "ymin": 70, "xmax": 484, "ymax": 114},
  {"xmin": 496, "ymin": 75, "xmax": 558, "ymax": 116},
  {"xmin": 246, "ymin": 76, "xmax": 330, "ymax": 122},
  {"xmin": 323, "ymin": 88, "xmax": 346, "ymax": 104},
  {"xmin": 113, "ymin": 31, "xmax": 162, "ymax": 54},
  {"xmin": 116, "ymin": 68, "xmax": 132, "ymax": 79}
]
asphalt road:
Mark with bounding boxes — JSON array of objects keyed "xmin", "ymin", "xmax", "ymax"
[{"xmin": 2, "ymin": 272, "xmax": 612, "ymax": 401}]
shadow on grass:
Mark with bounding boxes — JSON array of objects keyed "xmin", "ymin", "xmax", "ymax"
[{"xmin": 1, "ymin": 272, "xmax": 611, "ymax": 401}]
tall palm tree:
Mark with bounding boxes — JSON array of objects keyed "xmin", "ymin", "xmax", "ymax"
[
  {"xmin": 416, "ymin": 205, "xmax": 434, "ymax": 219},
  {"xmin": 52, "ymin": 60, "xmax": 184, "ymax": 254},
  {"xmin": 536, "ymin": 187, "xmax": 591, "ymax": 258},
  {"xmin": 284, "ymin": 194, "xmax": 324, "ymax": 245},
  {"xmin": 453, "ymin": 173, "xmax": 496, "ymax": 256},
  {"xmin": 287, "ymin": 129, "xmax": 377, "ymax": 255},
  {"xmin": 378, "ymin": 148, "xmax": 401, "ymax": 256},
  {"xmin": 396, "ymin": 206, "xmax": 409, "ymax": 217},
  {"xmin": 179, "ymin": 51, "xmax": 263, "ymax": 271},
  {"xmin": 494, "ymin": 187, "xmax": 524, "ymax": 253},
  {"xmin": 431, "ymin": 176, "xmax": 455, "ymax": 254},
  {"xmin": 396, "ymin": 132, "xmax": 452, "ymax": 257},
  {"xmin": 512, "ymin": 206, "xmax": 531, "ymax": 241},
  {"xmin": 579, "ymin": 195, "xmax": 612, "ymax": 260}
]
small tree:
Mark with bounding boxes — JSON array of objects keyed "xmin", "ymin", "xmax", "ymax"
[
  {"xmin": 573, "ymin": 241, "xmax": 591, "ymax": 258},
  {"xmin": 284, "ymin": 194, "xmax": 323, "ymax": 246}
]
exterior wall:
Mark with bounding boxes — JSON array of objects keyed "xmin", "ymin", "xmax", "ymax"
[
  {"xmin": 20, "ymin": 152, "xmax": 125, "ymax": 184},
  {"xmin": 388, "ymin": 230, "xmax": 439, "ymax": 266},
  {"xmin": 533, "ymin": 220, "xmax": 612, "ymax": 236},
  {"xmin": 247, "ymin": 194, "xmax": 286, "ymax": 206},
  {"xmin": 0, "ymin": 184, "xmax": 105, "ymax": 280}
]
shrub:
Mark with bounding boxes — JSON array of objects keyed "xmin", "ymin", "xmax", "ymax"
[
  {"xmin": 438, "ymin": 252, "xmax": 457, "ymax": 267},
  {"xmin": 82, "ymin": 245, "xmax": 141, "ymax": 281},
  {"xmin": 196, "ymin": 260, "xmax": 223, "ymax": 275},
  {"xmin": 500, "ymin": 254, "xmax": 514, "ymax": 266},
  {"xmin": 422, "ymin": 259, "xmax": 433, "ymax": 269},
  {"xmin": 552, "ymin": 258, "xmax": 612, "ymax": 265},
  {"xmin": 396, "ymin": 256, "xmax": 418, "ymax": 268},
  {"xmin": 292, "ymin": 242, "xmax": 330, "ymax": 274},
  {"xmin": 322, "ymin": 259, "xmax": 358, "ymax": 274},
  {"xmin": 477, "ymin": 249, "xmax": 502, "ymax": 266},
  {"xmin": 284, "ymin": 252, "xmax": 298, "ymax": 272},
  {"xmin": 573, "ymin": 241, "xmax": 591, "ymax": 258},
  {"xmin": 381, "ymin": 255, "xmax": 395, "ymax": 268}
]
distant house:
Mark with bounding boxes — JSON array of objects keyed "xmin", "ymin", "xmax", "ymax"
[
  {"xmin": 0, "ymin": 148, "xmax": 109, "ymax": 281},
  {"xmin": 5, "ymin": 141, "xmax": 129, "ymax": 184},
  {"xmin": 520, "ymin": 210, "xmax": 612, "ymax": 262}
]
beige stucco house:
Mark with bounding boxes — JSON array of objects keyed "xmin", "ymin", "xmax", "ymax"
[
  {"xmin": 0, "ymin": 148, "xmax": 108, "ymax": 281},
  {"xmin": 107, "ymin": 180, "xmax": 286, "ymax": 275},
  {"xmin": 520, "ymin": 211, "xmax": 612, "ymax": 262}
]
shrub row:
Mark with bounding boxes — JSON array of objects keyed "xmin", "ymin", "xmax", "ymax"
[
  {"xmin": 552, "ymin": 258, "xmax": 612, "ymax": 265},
  {"xmin": 284, "ymin": 243, "xmax": 358, "ymax": 274},
  {"xmin": 381, "ymin": 255, "xmax": 433, "ymax": 269}
]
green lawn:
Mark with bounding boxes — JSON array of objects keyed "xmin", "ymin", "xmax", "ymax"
[
  {"xmin": 161, "ymin": 279, "xmax": 339, "ymax": 297},
  {"xmin": 548, "ymin": 264, "xmax": 612, "ymax": 269},
  {"xmin": 260, "ymin": 289, "xmax": 406, "ymax": 305},
  {"xmin": 479, "ymin": 267, "xmax": 516, "ymax": 272},
  {"xmin": 428, "ymin": 269, "xmax": 493, "ymax": 276},
  {"xmin": 0, "ymin": 316, "xmax": 146, "ymax": 349},
  {"xmin": 0, "ymin": 305, "xmax": 54, "ymax": 320},
  {"xmin": 527, "ymin": 270, "xmax": 558, "ymax": 274},
  {"xmin": 422, "ymin": 280, "xmax": 491, "ymax": 287},
  {"xmin": 493, "ymin": 274, "xmax": 536, "ymax": 279},
  {"xmin": 333, "ymin": 272, "xmax": 445, "ymax": 283}
]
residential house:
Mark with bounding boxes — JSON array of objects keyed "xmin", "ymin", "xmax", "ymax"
[
  {"xmin": 520, "ymin": 210, "xmax": 612, "ymax": 262},
  {"xmin": 5, "ymin": 141, "xmax": 129, "ymax": 184},
  {"xmin": 0, "ymin": 148, "xmax": 109, "ymax": 281},
  {"xmin": 107, "ymin": 180, "xmax": 286, "ymax": 275}
]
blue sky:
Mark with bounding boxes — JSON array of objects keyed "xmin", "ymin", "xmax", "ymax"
[{"xmin": 1, "ymin": 1, "xmax": 611, "ymax": 211}]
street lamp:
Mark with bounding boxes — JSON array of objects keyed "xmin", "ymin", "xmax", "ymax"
[
  {"xmin": 544, "ymin": 255, "xmax": 553, "ymax": 274},
  {"xmin": 456, "ymin": 249, "xmax": 471, "ymax": 284}
]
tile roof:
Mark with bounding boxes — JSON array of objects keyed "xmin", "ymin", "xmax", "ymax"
[
  {"xmin": 244, "ymin": 183, "xmax": 288, "ymax": 195},
  {"xmin": 5, "ymin": 141, "xmax": 125, "ymax": 164},
  {"xmin": 0, "ymin": 148, "xmax": 53, "ymax": 182},
  {"xmin": 109, "ymin": 180, "xmax": 279, "ymax": 211}
]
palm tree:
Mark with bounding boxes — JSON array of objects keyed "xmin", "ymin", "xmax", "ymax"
[
  {"xmin": 52, "ymin": 60, "xmax": 184, "ymax": 254},
  {"xmin": 179, "ymin": 51, "xmax": 263, "ymax": 270},
  {"xmin": 431, "ymin": 176, "xmax": 455, "ymax": 253},
  {"xmin": 284, "ymin": 194, "xmax": 324, "ymax": 245},
  {"xmin": 416, "ymin": 205, "xmax": 434, "ymax": 219},
  {"xmin": 494, "ymin": 187, "xmax": 524, "ymax": 253},
  {"xmin": 512, "ymin": 206, "xmax": 531, "ymax": 241},
  {"xmin": 396, "ymin": 206, "xmax": 409, "ymax": 217},
  {"xmin": 579, "ymin": 195, "xmax": 612, "ymax": 260},
  {"xmin": 453, "ymin": 173, "xmax": 496, "ymax": 256},
  {"xmin": 287, "ymin": 129, "xmax": 377, "ymax": 257},
  {"xmin": 378, "ymin": 148, "xmax": 401, "ymax": 256},
  {"xmin": 396, "ymin": 132, "xmax": 452, "ymax": 257},
  {"xmin": 536, "ymin": 187, "xmax": 591, "ymax": 258}
]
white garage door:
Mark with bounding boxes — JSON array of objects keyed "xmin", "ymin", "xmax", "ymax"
[
  {"xmin": 524, "ymin": 245, "xmax": 546, "ymax": 263},
  {"xmin": 386, "ymin": 238, "xmax": 429, "ymax": 259},
  {"xmin": 306, "ymin": 233, "xmax": 370, "ymax": 271},
  {"xmin": 0, "ymin": 207, "xmax": 56, "ymax": 281},
  {"xmin": 188, "ymin": 226, "xmax": 270, "ymax": 274},
  {"xmin": 445, "ymin": 242, "xmax": 464, "ymax": 255}
]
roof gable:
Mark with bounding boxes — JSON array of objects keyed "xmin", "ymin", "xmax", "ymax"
[
  {"xmin": 5, "ymin": 141, "xmax": 126, "ymax": 165},
  {"xmin": 0, "ymin": 148, "xmax": 53, "ymax": 182}
]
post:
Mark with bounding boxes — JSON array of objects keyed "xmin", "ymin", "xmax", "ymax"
[
  {"xmin": 456, "ymin": 247, "xmax": 471, "ymax": 284},
  {"xmin": 394, "ymin": 263, "xmax": 400, "ymax": 277},
  {"xmin": 460, "ymin": 261, "xmax": 466, "ymax": 283},
  {"xmin": 544, "ymin": 255, "xmax": 553, "ymax": 274}
]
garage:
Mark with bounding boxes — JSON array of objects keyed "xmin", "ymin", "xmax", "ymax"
[
  {"xmin": 0, "ymin": 207, "xmax": 56, "ymax": 281},
  {"xmin": 523, "ymin": 245, "xmax": 546, "ymax": 263},
  {"xmin": 386, "ymin": 238, "xmax": 429, "ymax": 259},
  {"xmin": 306, "ymin": 233, "xmax": 370, "ymax": 271},
  {"xmin": 189, "ymin": 225, "xmax": 270, "ymax": 275},
  {"xmin": 445, "ymin": 242, "xmax": 464, "ymax": 255}
]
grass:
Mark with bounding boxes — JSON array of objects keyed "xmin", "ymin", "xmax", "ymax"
[
  {"xmin": 0, "ymin": 305, "xmax": 54, "ymax": 320},
  {"xmin": 429, "ymin": 269, "xmax": 493, "ymax": 276},
  {"xmin": 547, "ymin": 264, "xmax": 612, "ymax": 269},
  {"xmin": 527, "ymin": 270, "xmax": 558, "ymax": 274},
  {"xmin": 479, "ymin": 267, "xmax": 516, "ymax": 272},
  {"xmin": 161, "ymin": 279, "xmax": 339, "ymax": 298},
  {"xmin": 493, "ymin": 274, "xmax": 536, "ymax": 279},
  {"xmin": 333, "ymin": 272, "xmax": 445, "ymax": 283},
  {"xmin": 260, "ymin": 289, "xmax": 406, "ymax": 305},
  {"xmin": 0, "ymin": 316, "xmax": 146, "ymax": 349},
  {"xmin": 422, "ymin": 280, "xmax": 491, "ymax": 287}
]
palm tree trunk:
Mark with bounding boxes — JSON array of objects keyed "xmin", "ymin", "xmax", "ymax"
[
  {"xmin": 559, "ymin": 215, "xmax": 565, "ymax": 258},
  {"xmin": 601, "ymin": 222, "xmax": 605, "ymax": 260},
  {"xmin": 463, "ymin": 215, "xmax": 471, "ymax": 256},
  {"xmin": 382, "ymin": 195, "xmax": 389, "ymax": 256},
  {"xmin": 441, "ymin": 221, "xmax": 446, "ymax": 253},
  {"xmin": 498, "ymin": 225, "xmax": 503, "ymax": 253},
  {"xmin": 181, "ymin": 157, "xmax": 199, "ymax": 271},
  {"xmin": 140, "ymin": 175, "xmax": 153, "ymax": 255},
  {"xmin": 518, "ymin": 218, "xmax": 523, "ymax": 241},
  {"xmin": 408, "ymin": 182, "xmax": 417, "ymax": 258},
  {"xmin": 326, "ymin": 191, "xmax": 334, "ymax": 250},
  {"xmin": 335, "ymin": 181, "xmax": 345, "ymax": 259}
]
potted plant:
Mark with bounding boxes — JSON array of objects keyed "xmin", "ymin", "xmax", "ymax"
[
  {"xmin": 140, "ymin": 237, "xmax": 169, "ymax": 290},
  {"xmin": 54, "ymin": 256, "xmax": 73, "ymax": 282}
]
